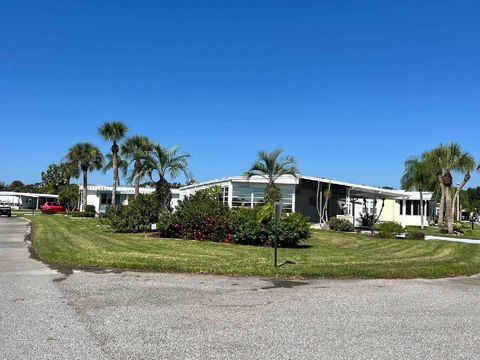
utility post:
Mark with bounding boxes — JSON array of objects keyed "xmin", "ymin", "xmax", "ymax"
[{"xmin": 274, "ymin": 202, "xmax": 283, "ymax": 271}]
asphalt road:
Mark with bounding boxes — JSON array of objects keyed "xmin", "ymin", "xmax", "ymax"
[{"xmin": 1, "ymin": 216, "xmax": 480, "ymax": 359}]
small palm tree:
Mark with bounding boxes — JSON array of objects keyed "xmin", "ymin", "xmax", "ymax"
[
  {"xmin": 143, "ymin": 144, "xmax": 191, "ymax": 211},
  {"xmin": 401, "ymin": 157, "xmax": 436, "ymax": 229},
  {"xmin": 245, "ymin": 148, "xmax": 298, "ymax": 204},
  {"xmin": 66, "ymin": 143, "xmax": 104, "ymax": 211},
  {"xmin": 121, "ymin": 135, "xmax": 153, "ymax": 197},
  {"xmin": 98, "ymin": 121, "xmax": 128, "ymax": 205}
]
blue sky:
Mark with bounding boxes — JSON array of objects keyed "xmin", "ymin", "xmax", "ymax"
[{"xmin": 1, "ymin": 1, "xmax": 479, "ymax": 188}]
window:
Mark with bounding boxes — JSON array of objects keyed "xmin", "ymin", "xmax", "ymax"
[
  {"xmin": 406, "ymin": 200, "xmax": 412, "ymax": 215},
  {"xmin": 220, "ymin": 186, "xmax": 229, "ymax": 205},
  {"xmin": 100, "ymin": 193, "xmax": 112, "ymax": 205},
  {"xmin": 398, "ymin": 200, "xmax": 403, "ymax": 215},
  {"xmin": 413, "ymin": 201, "xmax": 420, "ymax": 215}
]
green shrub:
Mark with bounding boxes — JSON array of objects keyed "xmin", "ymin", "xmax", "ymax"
[
  {"xmin": 276, "ymin": 212, "xmax": 311, "ymax": 247},
  {"xmin": 230, "ymin": 208, "xmax": 269, "ymax": 246},
  {"xmin": 454, "ymin": 222, "xmax": 465, "ymax": 233},
  {"xmin": 172, "ymin": 186, "xmax": 232, "ymax": 242},
  {"xmin": 71, "ymin": 211, "xmax": 95, "ymax": 218},
  {"xmin": 376, "ymin": 222, "xmax": 403, "ymax": 238},
  {"xmin": 328, "ymin": 218, "xmax": 354, "ymax": 232},
  {"xmin": 407, "ymin": 230, "xmax": 425, "ymax": 240},
  {"xmin": 85, "ymin": 205, "xmax": 96, "ymax": 215},
  {"xmin": 104, "ymin": 194, "xmax": 160, "ymax": 232},
  {"xmin": 230, "ymin": 207, "xmax": 310, "ymax": 247}
]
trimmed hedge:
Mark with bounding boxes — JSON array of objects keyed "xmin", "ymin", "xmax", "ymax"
[
  {"xmin": 104, "ymin": 194, "xmax": 160, "ymax": 232},
  {"xmin": 328, "ymin": 218, "xmax": 354, "ymax": 232},
  {"xmin": 377, "ymin": 222, "xmax": 404, "ymax": 238}
]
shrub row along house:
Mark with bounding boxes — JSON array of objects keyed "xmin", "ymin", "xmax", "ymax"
[{"xmin": 80, "ymin": 174, "xmax": 434, "ymax": 227}]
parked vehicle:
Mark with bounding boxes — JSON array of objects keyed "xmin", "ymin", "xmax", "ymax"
[
  {"xmin": 40, "ymin": 202, "xmax": 67, "ymax": 215},
  {"xmin": 0, "ymin": 203, "xmax": 11, "ymax": 217}
]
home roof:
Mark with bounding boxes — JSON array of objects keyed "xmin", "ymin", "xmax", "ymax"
[
  {"xmin": 298, "ymin": 175, "xmax": 409, "ymax": 199},
  {"xmin": 0, "ymin": 191, "xmax": 59, "ymax": 198},
  {"xmin": 179, "ymin": 174, "xmax": 423, "ymax": 199},
  {"xmin": 81, "ymin": 185, "xmax": 179, "ymax": 194}
]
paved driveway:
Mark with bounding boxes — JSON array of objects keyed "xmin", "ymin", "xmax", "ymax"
[{"xmin": 1, "ymin": 216, "xmax": 480, "ymax": 359}]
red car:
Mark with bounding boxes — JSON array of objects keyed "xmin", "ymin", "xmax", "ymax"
[{"xmin": 40, "ymin": 202, "xmax": 67, "ymax": 214}]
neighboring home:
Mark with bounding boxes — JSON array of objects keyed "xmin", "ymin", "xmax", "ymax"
[
  {"xmin": 0, "ymin": 191, "xmax": 59, "ymax": 209},
  {"xmin": 377, "ymin": 191, "xmax": 435, "ymax": 227},
  {"xmin": 176, "ymin": 175, "xmax": 436, "ymax": 227},
  {"xmin": 79, "ymin": 185, "xmax": 181, "ymax": 213}
]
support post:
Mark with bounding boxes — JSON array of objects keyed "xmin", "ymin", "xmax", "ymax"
[{"xmin": 274, "ymin": 202, "xmax": 283, "ymax": 271}]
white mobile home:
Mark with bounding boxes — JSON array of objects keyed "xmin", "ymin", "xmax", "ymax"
[
  {"xmin": 79, "ymin": 185, "xmax": 181, "ymax": 213},
  {"xmin": 0, "ymin": 191, "xmax": 58, "ymax": 209},
  {"xmin": 177, "ymin": 175, "xmax": 435, "ymax": 227}
]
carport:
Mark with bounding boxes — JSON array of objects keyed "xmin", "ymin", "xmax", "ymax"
[{"xmin": 295, "ymin": 176, "xmax": 408, "ymax": 226}]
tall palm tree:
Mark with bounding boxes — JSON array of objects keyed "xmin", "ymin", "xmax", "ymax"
[
  {"xmin": 422, "ymin": 148, "xmax": 446, "ymax": 225},
  {"xmin": 143, "ymin": 144, "xmax": 191, "ymax": 211},
  {"xmin": 121, "ymin": 135, "xmax": 153, "ymax": 197},
  {"xmin": 66, "ymin": 143, "xmax": 104, "ymax": 211},
  {"xmin": 98, "ymin": 121, "xmax": 128, "ymax": 206},
  {"xmin": 102, "ymin": 153, "xmax": 129, "ymax": 187},
  {"xmin": 433, "ymin": 143, "xmax": 476, "ymax": 233},
  {"xmin": 245, "ymin": 148, "xmax": 298, "ymax": 204},
  {"xmin": 400, "ymin": 157, "xmax": 436, "ymax": 229}
]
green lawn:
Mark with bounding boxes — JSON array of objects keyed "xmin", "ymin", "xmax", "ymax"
[{"xmin": 22, "ymin": 214, "xmax": 480, "ymax": 278}]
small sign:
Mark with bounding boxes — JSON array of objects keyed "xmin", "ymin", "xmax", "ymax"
[{"xmin": 151, "ymin": 223, "xmax": 157, "ymax": 231}]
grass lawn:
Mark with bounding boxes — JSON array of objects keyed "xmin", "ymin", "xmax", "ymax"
[{"xmin": 22, "ymin": 214, "xmax": 480, "ymax": 278}]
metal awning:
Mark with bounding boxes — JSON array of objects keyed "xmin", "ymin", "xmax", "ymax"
[{"xmin": 299, "ymin": 176, "xmax": 408, "ymax": 199}]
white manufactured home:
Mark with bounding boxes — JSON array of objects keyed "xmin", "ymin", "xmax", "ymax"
[
  {"xmin": 81, "ymin": 175, "xmax": 434, "ymax": 227},
  {"xmin": 0, "ymin": 191, "xmax": 59, "ymax": 209},
  {"xmin": 176, "ymin": 175, "xmax": 435, "ymax": 227},
  {"xmin": 79, "ymin": 185, "xmax": 181, "ymax": 214}
]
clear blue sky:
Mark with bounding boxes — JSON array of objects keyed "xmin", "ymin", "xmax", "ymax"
[{"xmin": 1, "ymin": 0, "xmax": 479, "ymax": 188}]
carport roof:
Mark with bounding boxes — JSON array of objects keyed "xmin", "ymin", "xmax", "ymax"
[
  {"xmin": 0, "ymin": 191, "xmax": 58, "ymax": 198},
  {"xmin": 299, "ymin": 176, "xmax": 408, "ymax": 199}
]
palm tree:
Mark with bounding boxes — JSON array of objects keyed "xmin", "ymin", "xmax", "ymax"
[
  {"xmin": 245, "ymin": 148, "xmax": 298, "ymax": 204},
  {"xmin": 422, "ymin": 148, "xmax": 446, "ymax": 225},
  {"xmin": 143, "ymin": 144, "xmax": 191, "ymax": 211},
  {"xmin": 102, "ymin": 153, "xmax": 129, "ymax": 186},
  {"xmin": 400, "ymin": 157, "xmax": 436, "ymax": 229},
  {"xmin": 98, "ymin": 121, "xmax": 128, "ymax": 206},
  {"xmin": 59, "ymin": 161, "xmax": 80, "ymax": 186},
  {"xmin": 121, "ymin": 135, "xmax": 153, "ymax": 197},
  {"xmin": 432, "ymin": 143, "xmax": 476, "ymax": 233},
  {"xmin": 66, "ymin": 143, "xmax": 104, "ymax": 211}
]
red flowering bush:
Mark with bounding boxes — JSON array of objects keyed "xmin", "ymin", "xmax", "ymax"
[{"xmin": 169, "ymin": 186, "xmax": 232, "ymax": 242}]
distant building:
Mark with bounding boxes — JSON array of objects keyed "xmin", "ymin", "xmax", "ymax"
[
  {"xmin": 0, "ymin": 191, "xmax": 58, "ymax": 209},
  {"xmin": 79, "ymin": 185, "xmax": 180, "ymax": 213}
]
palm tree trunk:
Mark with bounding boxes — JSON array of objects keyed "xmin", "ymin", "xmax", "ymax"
[
  {"xmin": 445, "ymin": 185, "xmax": 454, "ymax": 233},
  {"xmin": 82, "ymin": 170, "xmax": 88, "ymax": 212},
  {"xmin": 420, "ymin": 191, "xmax": 424, "ymax": 229},
  {"xmin": 112, "ymin": 151, "xmax": 118, "ymax": 205},
  {"xmin": 437, "ymin": 174, "xmax": 445, "ymax": 225},
  {"xmin": 134, "ymin": 160, "xmax": 141, "ymax": 198}
]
